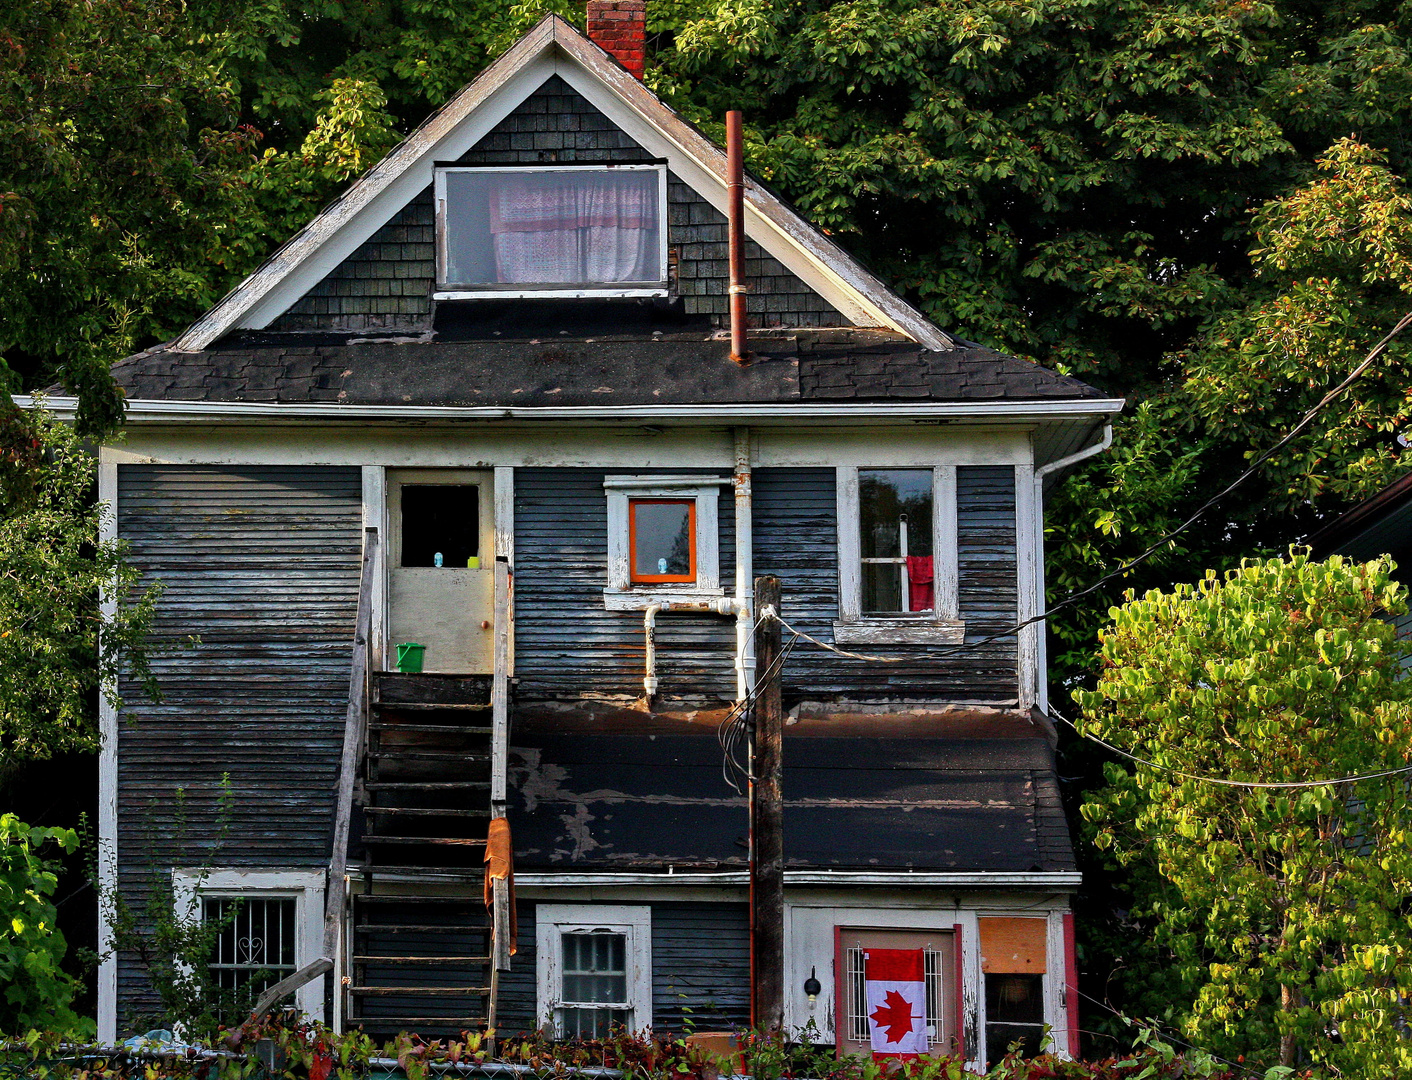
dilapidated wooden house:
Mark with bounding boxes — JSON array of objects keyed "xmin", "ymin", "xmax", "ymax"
[{"xmin": 42, "ymin": 3, "xmax": 1122, "ymax": 1064}]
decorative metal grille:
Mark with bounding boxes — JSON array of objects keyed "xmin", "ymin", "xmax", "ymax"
[
  {"xmin": 846, "ymin": 947, "xmax": 946, "ymax": 1048},
  {"xmin": 203, "ymin": 895, "xmax": 298, "ymax": 996}
]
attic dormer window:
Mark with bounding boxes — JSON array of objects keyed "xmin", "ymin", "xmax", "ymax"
[{"xmin": 434, "ymin": 165, "xmax": 668, "ymax": 299}]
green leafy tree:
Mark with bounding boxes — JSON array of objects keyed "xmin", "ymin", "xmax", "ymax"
[
  {"xmin": 0, "ymin": 406, "xmax": 159, "ymax": 776},
  {"xmin": 0, "ymin": 814, "xmax": 88, "ymax": 1037},
  {"xmin": 1075, "ymin": 551, "xmax": 1412, "ymax": 1076}
]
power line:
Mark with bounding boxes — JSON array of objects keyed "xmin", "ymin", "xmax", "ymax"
[
  {"xmin": 1048, "ymin": 706, "xmax": 1412, "ymax": 790},
  {"xmin": 761, "ymin": 311, "xmax": 1412, "ymax": 667}
]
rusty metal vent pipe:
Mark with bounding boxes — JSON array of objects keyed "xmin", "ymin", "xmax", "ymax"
[{"xmin": 726, "ymin": 110, "xmax": 749, "ymax": 364}]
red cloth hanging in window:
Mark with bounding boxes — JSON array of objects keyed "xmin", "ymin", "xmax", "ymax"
[{"xmin": 906, "ymin": 555, "xmax": 934, "ymax": 612}]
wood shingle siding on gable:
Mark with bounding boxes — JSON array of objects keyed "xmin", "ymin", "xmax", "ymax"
[
  {"xmin": 751, "ymin": 467, "xmax": 1019, "ymax": 704},
  {"xmin": 113, "ymin": 465, "xmax": 362, "ymax": 1028},
  {"xmin": 512, "ymin": 467, "xmax": 738, "ymax": 703},
  {"xmin": 266, "ymin": 76, "xmax": 842, "ymax": 337}
]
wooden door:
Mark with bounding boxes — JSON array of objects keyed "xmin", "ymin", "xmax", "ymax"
[
  {"xmin": 836, "ymin": 926, "xmax": 958, "ymax": 1059},
  {"xmin": 387, "ymin": 469, "xmax": 495, "ymax": 673}
]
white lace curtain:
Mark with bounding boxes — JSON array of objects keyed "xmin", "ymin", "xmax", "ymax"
[{"xmin": 487, "ymin": 170, "xmax": 659, "ymax": 285}]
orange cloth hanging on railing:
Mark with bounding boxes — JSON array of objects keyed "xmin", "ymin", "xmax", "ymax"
[{"xmin": 484, "ymin": 816, "xmax": 518, "ymax": 955}]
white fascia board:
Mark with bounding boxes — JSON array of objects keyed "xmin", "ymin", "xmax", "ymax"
[
  {"xmin": 16, "ymin": 395, "xmax": 1125, "ymax": 426},
  {"xmin": 173, "ymin": 21, "xmax": 558, "ymax": 350},
  {"xmin": 515, "ymin": 871, "xmax": 1081, "ymax": 888}
]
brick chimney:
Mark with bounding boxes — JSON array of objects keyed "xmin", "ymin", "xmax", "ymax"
[{"xmin": 586, "ymin": 0, "xmax": 646, "ymax": 80}]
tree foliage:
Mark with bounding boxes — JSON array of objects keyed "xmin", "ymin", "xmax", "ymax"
[
  {"xmin": 1076, "ymin": 551, "xmax": 1412, "ymax": 1076},
  {"xmin": 0, "ymin": 814, "xmax": 87, "ymax": 1037},
  {"xmin": 0, "ymin": 407, "xmax": 159, "ymax": 777}
]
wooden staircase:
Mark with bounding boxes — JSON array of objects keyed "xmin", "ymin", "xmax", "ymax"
[{"xmin": 346, "ymin": 672, "xmax": 498, "ymax": 1038}]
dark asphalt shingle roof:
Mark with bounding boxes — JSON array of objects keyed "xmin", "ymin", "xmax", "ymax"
[
  {"xmin": 505, "ymin": 733, "xmax": 1075, "ymax": 873},
  {"xmin": 110, "ymin": 329, "xmax": 1107, "ymax": 408}
]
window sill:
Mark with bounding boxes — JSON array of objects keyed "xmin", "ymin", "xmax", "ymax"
[
  {"xmin": 604, "ymin": 588, "xmax": 725, "ymax": 612},
  {"xmin": 434, "ymin": 288, "xmax": 669, "ymax": 301},
  {"xmin": 832, "ymin": 619, "xmax": 965, "ymax": 645}
]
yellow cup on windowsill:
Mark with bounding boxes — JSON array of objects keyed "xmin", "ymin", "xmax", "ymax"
[{"xmin": 466, "ymin": 555, "xmax": 481, "ymax": 569}]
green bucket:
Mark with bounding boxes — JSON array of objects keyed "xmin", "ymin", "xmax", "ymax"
[{"xmin": 395, "ymin": 642, "xmax": 425, "ymax": 674}]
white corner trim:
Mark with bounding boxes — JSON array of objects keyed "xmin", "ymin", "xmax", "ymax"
[
  {"xmin": 362, "ymin": 467, "xmax": 389, "ymax": 671},
  {"xmin": 1014, "ymin": 463, "xmax": 1040, "ymax": 711},
  {"xmin": 170, "ymin": 869, "xmax": 328, "ymax": 1018},
  {"xmin": 535, "ymin": 903, "xmax": 652, "ymax": 1034},
  {"xmin": 97, "ymin": 458, "xmax": 119, "ymax": 1045},
  {"xmin": 604, "ymin": 477, "xmax": 721, "ymax": 598}
]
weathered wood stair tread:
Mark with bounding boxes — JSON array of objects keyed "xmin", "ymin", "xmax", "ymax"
[
  {"xmin": 350, "ymin": 986, "xmax": 491, "ymax": 997},
  {"xmin": 372, "ymin": 702, "xmax": 492, "ymax": 712},
  {"xmin": 362, "ymin": 835, "xmax": 487, "ymax": 846},
  {"xmin": 364, "ymin": 781, "xmax": 490, "ymax": 791},
  {"xmin": 351, "ymin": 926, "xmax": 485, "ymax": 937},
  {"xmin": 353, "ymin": 955, "xmax": 491, "ymax": 966},
  {"xmin": 365, "ymin": 807, "xmax": 492, "ymax": 818},
  {"xmin": 368, "ymin": 722, "xmax": 493, "ymax": 733},
  {"xmin": 367, "ymin": 749, "xmax": 490, "ymax": 762},
  {"xmin": 355, "ymin": 894, "xmax": 486, "ymax": 904},
  {"xmin": 351, "ymin": 864, "xmax": 487, "ymax": 880}
]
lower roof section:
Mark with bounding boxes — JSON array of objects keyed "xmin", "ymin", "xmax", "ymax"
[{"xmin": 506, "ymin": 732, "xmax": 1075, "ymax": 875}]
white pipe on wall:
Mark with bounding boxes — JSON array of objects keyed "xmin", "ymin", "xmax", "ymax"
[
  {"xmin": 732, "ymin": 427, "xmax": 755, "ymax": 700},
  {"xmin": 643, "ymin": 602, "xmax": 664, "ymax": 701}
]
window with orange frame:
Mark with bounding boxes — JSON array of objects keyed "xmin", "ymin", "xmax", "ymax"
[{"xmin": 628, "ymin": 499, "xmax": 696, "ymax": 584}]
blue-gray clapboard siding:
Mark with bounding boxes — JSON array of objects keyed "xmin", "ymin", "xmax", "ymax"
[
  {"xmin": 114, "ymin": 465, "xmax": 363, "ymax": 1029},
  {"xmin": 513, "ymin": 469, "xmax": 738, "ymax": 702},
  {"xmin": 495, "ymin": 901, "xmax": 750, "ymax": 1034},
  {"xmin": 751, "ymin": 466, "xmax": 1019, "ymax": 702}
]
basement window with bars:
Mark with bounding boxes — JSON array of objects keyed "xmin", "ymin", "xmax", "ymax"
[
  {"xmin": 537, "ymin": 904, "xmax": 652, "ymax": 1037},
  {"xmin": 203, "ymin": 895, "xmax": 299, "ymax": 1000},
  {"xmin": 172, "ymin": 869, "xmax": 326, "ymax": 1019}
]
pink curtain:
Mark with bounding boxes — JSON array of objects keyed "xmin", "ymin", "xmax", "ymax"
[
  {"xmin": 906, "ymin": 555, "xmax": 934, "ymax": 613},
  {"xmin": 489, "ymin": 171, "xmax": 657, "ymax": 284}
]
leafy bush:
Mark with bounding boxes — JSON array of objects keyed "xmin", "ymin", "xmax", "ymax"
[{"xmin": 0, "ymin": 814, "xmax": 90, "ymax": 1037}]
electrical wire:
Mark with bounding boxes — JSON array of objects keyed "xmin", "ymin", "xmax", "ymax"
[
  {"xmin": 759, "ymin": 311, "xmax": 1412, "ymax": 668},
  {"xmin": 1048, "ymin": 705, "xmax": 1412, "ymax": 789}
]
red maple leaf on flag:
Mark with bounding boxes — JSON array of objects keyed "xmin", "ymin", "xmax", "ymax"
[{"xmin": 870, "ymin": 989, "xmax": 916, "ymax": 1043}]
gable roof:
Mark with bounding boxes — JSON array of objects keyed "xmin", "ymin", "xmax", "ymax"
[{"xmin": 174, "ymin": 15, "xmax": 955, "ymax": 353}]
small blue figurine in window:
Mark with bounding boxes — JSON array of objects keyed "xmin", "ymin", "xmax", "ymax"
[
  {"xmin": 434, "ymin": 552, "xmax": 444, "ymax": 567},
  {"xmin": 658, "ymin": 558, "xmax": 668, "ymax": 574}
]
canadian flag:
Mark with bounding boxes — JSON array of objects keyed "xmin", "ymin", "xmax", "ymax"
[{"xmin": 864, "ymin": 948, "xmax": 928, "ymax": 1059}]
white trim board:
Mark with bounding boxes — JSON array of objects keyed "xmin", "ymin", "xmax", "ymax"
[
  {"xmin": 16, "ymin": 394, "xmax": 1126, "ymax": 426},
  {"xmin": 96, "ymin": 454, "xmax": 119, "ymax": 1045},
  {"xmin": 170, "ymin": 16, "xmax": 953, "ymax": 351}
]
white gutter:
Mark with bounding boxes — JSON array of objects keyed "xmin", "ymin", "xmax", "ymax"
[
  {"xmin": 513, "ymin": 870, "xmax": 1081, "ymax": 888},
  {"xmin": 1030, "ymin": 421, "xmax": 1114, "ymax": 714},
  {"xmin": 1035, "ymin": 422, "xmax": 1113, "ymax": 484},
  {"xmin": 14, "ymin": 394, "xmax": 1125, "ymax": 425}
]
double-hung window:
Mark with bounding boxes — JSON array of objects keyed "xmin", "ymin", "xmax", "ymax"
[
  {"xmin": 835, "ymin": 466, "xmax": 962, "ymax": 645},
  {"xmin": 434, "ymin": 165, "xmax": 669, "ymax": 299},
  {"xmin": 537, "ymin": 905, "xmax": 651, "ymax": 1037}
]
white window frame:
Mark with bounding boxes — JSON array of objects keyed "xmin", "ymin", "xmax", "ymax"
[
  {"xmin": 603, "ymin": 476, "xmax": 726, "ymax": 610},
  {"xmin": 536, "ymin": 904, "xmax": 652, "ymax": 1035},
  {"xmin": 834, "ymin": 465, "xmax": 963, "ymax": 645},
  {"xmin": 171, "ymin": 868, "xmax": 326, "ymax": 1018},
  {"xmin": 433, "ymin": 164, "xmax": 670, "ymax": 300}
]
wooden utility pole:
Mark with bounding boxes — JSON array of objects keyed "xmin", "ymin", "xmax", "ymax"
[{"xmin": 751, "ymin": 575, "xmax": 785, "ymax": 1031}]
